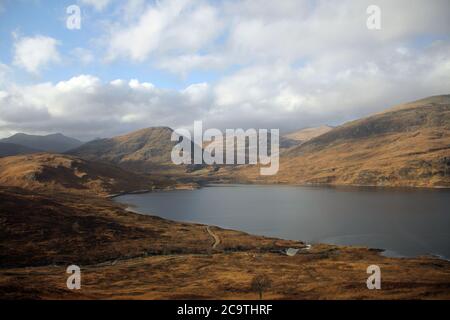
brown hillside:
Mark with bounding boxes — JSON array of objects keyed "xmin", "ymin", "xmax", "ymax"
[
  {"xmin": 1, "ymin": 187, "xmax": 449, "ymax": 299},
  {"xmin": 283, "ymin": 125, "xmax": 333, "ymax": 143},
  {"xmin": 290, "ymin": 95, "xmax": 450, "ymax": 152},
  {"xmin": 68, "ymin": 127, "xmax": 184, "ymax": 173},
  {"xmin": 0, "ymin": 187, "xmax": 296, "ymax": 268},
  {"xmin": 0, "ymin": 153, "xmax": 157, "ymax": 196},
  {"xmin": 229, "ymin": 95, "xmax": 450, "ymax": 187}
]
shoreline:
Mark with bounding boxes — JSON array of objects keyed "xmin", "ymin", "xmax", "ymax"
[
  {"xmin": 110, "ymin": 180, "xmax": 450, "ymax": 199},
  {"xmin": 2, "ymin": 185, "xmax": 450, "ymax": 299},
  {"xmin": 113, "ymin": 187, "xmax": 450, "ymax": 262},
  {"xmin": 204, "ymin": 182, "xmax": 450, "ymax": 192},
  {"xmin": 107, "ymin": 183, "xmax": 200, "ymax": 198},
  {"xmin": 202, "ymin": 178, "xmax": 450, "ymax": 190}
]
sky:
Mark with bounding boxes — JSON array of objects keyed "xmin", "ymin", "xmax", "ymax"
[{"xmin": 0, "ymin": 0, "xmax": 449, "ymax": 140}]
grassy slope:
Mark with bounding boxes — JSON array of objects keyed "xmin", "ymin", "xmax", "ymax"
[
  {"xmin": 1, "ymin": 187, "xmax": 449, "ymax": 299},
  {"xmin": 0, "ymin": 153, "xmax": 163, "ymax": 196},
  {"xmin": 283, "ymin": 125, "xmax": 333, "ymax": 143},
  {"xmin": 1, "ymin": 95, "xmax": 450, "ymax": 299},
  {"xmin": 227, "ymin": 95, "xmax": 450, "ymax": 187},
  {"xmin": 67, "ymin": 127, "xmax": 184, "ymax": 173}
]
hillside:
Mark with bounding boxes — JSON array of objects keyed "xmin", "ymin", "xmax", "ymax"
[
  {"xmin": 290, "ymin": 95, "xmax": 450, "ymax": 151},
  {"xmin": 0, "ymin": 133, "xmax": 83, "ymax": 153},
  {"xmin": 0, "ymin": 142, "xmax": 40, "ymax": 157},
  {"xmin": 229, "ymin": 95, "xmax": 450, "ymax": 187},
  {"xmin": 1, "ymin": 96, "xmax": 450, "ymax": 299},
  {"xmin": 283, "ymin": 125, "xmax": 333, "ymax": 143},
  {"xmin": 68, "ymin": 127, "xmax": 184, "ymax": 173},
  {"xmin": 0, "ymin": 153, "xmax": 160, "ymax": 196},
  {"xmin": 1, "ymin": 186, "xmax": 449, "ymax": 299}
]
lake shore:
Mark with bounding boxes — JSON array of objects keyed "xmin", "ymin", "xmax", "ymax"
[
  {"xmin": 2, "ymin": 186, "xmax": 449, "ymax": 299},
  {"xmin": 114, "ymin": 184, "xmax": 450, "ymax": 260}
]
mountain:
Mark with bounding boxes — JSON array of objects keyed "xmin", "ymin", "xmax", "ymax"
[
  {"xmin": 0, "ymin": 133, "xmax": 83, "ymax": 153},
  {"xmin": 68, "ymin": 127, "xmax": 184, "ymax": 173},
  {"xmin": 283, "ymin": 125, "xmax": 333, "ymax": 144},
  {"xmin": 232, "ymin": 95, "xmax": 450, "ymax": 187},
  {"xmin": 0, "ymin": 153, "xmax": 161, "ymax": 196},
  {"xmin": 0, "ymin": 142, "xmax": 40, "ymax": 157}
]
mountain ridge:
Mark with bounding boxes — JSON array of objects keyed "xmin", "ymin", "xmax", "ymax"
[
  {"xmin": 67, "ymin": 127, "xmax": 179, "ymax": 173},
  {"xmin": 0, "ymin": 142, "xmax": 40, "ymax": 157},
  {"xmin": 222, "ymin": 94, "xmax": 450, "ymax": 188},
  {"xmin": 1, "ymin": 133, "xmax": 83, "ymax": 153},
  {"xmin": 292, "ymin": 94, "xmax": 450, "ymax": 154}
]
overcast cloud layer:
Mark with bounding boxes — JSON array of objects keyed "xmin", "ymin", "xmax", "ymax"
[{"xmin": 0, "ymin": 0, "xmax": 449, "ymax": 140}]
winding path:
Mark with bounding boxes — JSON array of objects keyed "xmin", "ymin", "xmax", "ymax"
[{"xmin": 206, "ymin": 226, "xmax": 221, "ymax": 249}]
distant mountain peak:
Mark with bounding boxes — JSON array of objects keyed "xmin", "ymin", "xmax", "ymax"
[
  {"xmin": 276, "ymin": 94, "xmax": 450, "ymax": 188},
  {"xmin": 0, "ymin": 142, "xmax": 41, "ymax": 157},
  {"xmin": 0, "ymin": 132, "xmax": 83, "ymax": 153},
  {"xmin": 68, "ymin": 126, "xmax": 179, "ymax": 172}
]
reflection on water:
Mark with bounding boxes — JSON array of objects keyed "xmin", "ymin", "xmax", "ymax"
[{"xmin": 115, "ymin": 184, "xmax": 450, "ymax": 259}]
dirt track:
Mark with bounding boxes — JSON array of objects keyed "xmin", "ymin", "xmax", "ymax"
[{"xmin": 206, "ymin": 226, "xmax": 221, "ymax": 249}]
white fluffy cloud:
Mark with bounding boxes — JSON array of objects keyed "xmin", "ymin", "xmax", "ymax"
[
  {"xmin": 0, "ymin": 75, "xmax": 211, "ymax": 140},
  {"xmin": 1, "ymin": 0, "xmax": 450, "ymax": 139},
  {"xmin": 157, "ymin": 54, "xmax": 226, "ymax": 77},
  {"xmin": 211, "ymin": 40, "xmax": 450, "ymax": 129},
  {"xmin": 13, "ymin": 35, "xmax": 61, "ymax": 74},
  {"xmin": 102, "ymin": 0, "xmax": 450, "ymax": 75},
  {"xmin": 106, "ymin": 0, "xmax": 223, "ymax": 62},
  {"xmin": 0, "ymin": 37, "xmax": 448, "ymax": 140}
]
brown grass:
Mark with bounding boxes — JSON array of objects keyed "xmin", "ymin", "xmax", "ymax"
[{"xmin": 1, "ymin": 187, "xmax": 449, "ymax": 300}]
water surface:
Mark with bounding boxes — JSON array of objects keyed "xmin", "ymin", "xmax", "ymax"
[{"xmin": 115, "ymin": 185, "xmax": 450, "ymax": 259}]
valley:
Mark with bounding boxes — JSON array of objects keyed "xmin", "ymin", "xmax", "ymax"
[
  {"xmin": 1, "ymin": 95, "xmax": 450, "ymax": 299},
  {"xmin": 1, "ymin": 187, "xmax": 450, "ymax": 299}
]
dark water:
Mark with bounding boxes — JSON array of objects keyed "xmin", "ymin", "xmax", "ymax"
[{"xmin": 115, "ymin": 185, "xmax": 450, "ymax": 259}]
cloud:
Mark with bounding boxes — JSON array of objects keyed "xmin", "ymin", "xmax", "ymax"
[
  {"xmin": 99, "ymin": 0, "xmax": 450, "ymax": 78},
  {"xmin": 1, "ymin": 37, "xmax": 449, "ymax": 140},
  {"xmin": 13, "ymin": 35, "xmax": 61, "ymax": 74},
  {"xmin": 80, "ymin": 0, "xmax": 111, "ymax": 11},
  {"xmin": 0, "ymin": 75, "xmax": 212, "ymax": 140},
  {"xmin": 220, "ymin": 0, "xmax": 450, "ymax": 66},
  {"xmin": 106, "ymin": 0, "xmax": 223, "ymax": 62},
  {"xmin": 1, "ymin": 0, "xmax": 450, "ymax": 139},
  {"xmin": 210, "ymin": 40, "xmax": 450, "ymax": 130},
  {"xmin": 157, "ymin": 54, "xmax": 226, "ymax": 76}
]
